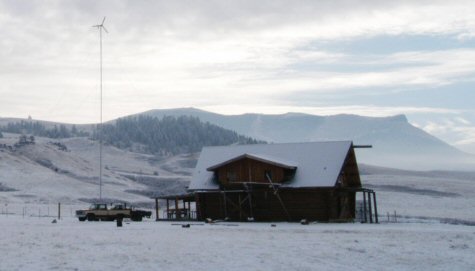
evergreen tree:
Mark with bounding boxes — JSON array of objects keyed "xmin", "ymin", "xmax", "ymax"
[
  {"xmin": 94, "ymin": 115, "xmax": 264, "ymax": 155},
  {"xmin": 71, "ymin": 125, "xmax": 78, "ymax": 135},
  {"xmin": 0, "ymin": 120, "xmax": 89, "ymax": 138}
]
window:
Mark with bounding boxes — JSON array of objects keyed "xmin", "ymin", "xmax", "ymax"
[
  {"xmin": 226, "ymin": 171, "xmax": 237, "ymax": 182},
  {"xmin": 264, "ymin": 170, "xmax": 272, "ymax": 181}
]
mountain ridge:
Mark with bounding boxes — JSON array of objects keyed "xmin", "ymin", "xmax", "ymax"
[
  {"xmin": 138, "ymin": 107, "xmax": 473, "ymax": 170},
  {"xmin": 2, "ymin": 108, "xmax": 473, "ymax": 170}
]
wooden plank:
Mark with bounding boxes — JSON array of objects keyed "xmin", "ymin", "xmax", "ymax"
[
  {"xmin": 372, "ymin": 192, "xmax": 379, "ymax": 223},
  {"xmin": 363, "ymin": 191, "xmax": 367, "ymax": 223},
  {"xmin": 155, "ymin": 198, "xmax": 159, "ymax": 221},
  {"xmin": 368, "ymin": 192, "xmax": 373, "ymax": 223}
]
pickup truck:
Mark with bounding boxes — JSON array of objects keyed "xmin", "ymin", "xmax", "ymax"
[{"xmin": 75, "ymin": 203, "xmax": 152, "ymax": 222}]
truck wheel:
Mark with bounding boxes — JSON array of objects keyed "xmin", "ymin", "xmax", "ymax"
[
  {"xmin": 87, "ymin": 214, "xmax": 96, "ymax": 221},
  {"xmin": 78, "ymin": 217, "xmax": 86, "ymax": 222}
]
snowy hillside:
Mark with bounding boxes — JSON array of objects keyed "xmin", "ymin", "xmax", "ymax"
[{"xmin": 0, "ymin": 133, "xmax": 193, "ymax": 207}]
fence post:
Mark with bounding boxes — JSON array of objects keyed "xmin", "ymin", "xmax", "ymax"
[{"xmin": 58, "ymin": 203, "xmax": 61, "ymax": 220}]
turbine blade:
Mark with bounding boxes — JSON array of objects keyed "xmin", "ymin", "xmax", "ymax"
[
  {"xmin": 102, "ymin": 26, "xmax": 109, "ymax": 33},
  {"xmin": 101, "ymin": 17, "xmax": 106, "ymax": 25}
]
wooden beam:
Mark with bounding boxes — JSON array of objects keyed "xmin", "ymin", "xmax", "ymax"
[
  {"xmin": 368, "ymin": 192, "xmax": 373, "ymax": 223},
  {"xmin": 362, "ymin": 191, "xmax": 367, "ymax": 223},
  {"xmin": 223, "ymin": 191, "xmax": 228, "ymax": 219},
  {"xmin": 372, "ymin": 192, "xmax": 379, "ymax": 224},
  {"xmin": 196, "ymin": 194, "xmax": 202, "ymax": 220},
  {"xmin": 175, "ymin": 197, "xmax": 179, "ymax": 219},
  {"xmin": 238, "ymin": 194, "xmax": 242, "ymax": 221},
  {"xmin": 353, "ymin": 145, "xmax": 372, "ymax": 148},
  {"xmin": 166, "ymin": 199, "xmax": 170, "ymax": 219},
  {"xmin": 266, "ymin": 173, "xmax": 292, "ymax": 221},
  {"xmin": 246, "ymin": 185, "xmax": 253, "ymax": 220},
  {"xmin": 155, "ymin": 198, "xmax": 159, "ymax": 221},
  {"xmin": 187, "ymin": 201, "xmax": 191, "ymax": 219}
]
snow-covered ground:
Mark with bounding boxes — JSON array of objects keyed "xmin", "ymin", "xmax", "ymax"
[
  {"xmin": 361, "ymin": 173, "xmax": 475, "ymax": 223},
  {"xmin": 0, "ymin": 134, "xmax": 193, "ymax": 206},
  {"xmin": 0, "ymin": 215, "xmax": 474, "ymax": 271}
]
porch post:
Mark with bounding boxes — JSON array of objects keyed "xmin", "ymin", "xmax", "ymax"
[
  {"xmin": 155, "ymin": 198, "xmax": 159, "ymax": 221},
  {"xmin": 362, "ymin": 191, "xmax": 367, "ymax": 223},
  {"xmin": 175, "ymin": 197, "xmax": 180, "ymax": 219},
  {"xmin": 372, "ymin": 192, "xmax": 379, "ymax": 223},
  {"xmin": 166, "ymin": 199, "xmax": 170, "ymax": 219},
  {"xmin": 223, "ymin": 191, "xmax": 228, "ymax": 219},
  {"xmin": 187, "ymin": 200, "xmax": 191, "ymax": 219},
  {"xmin": 238, "ymin": 194, "xmax": 242, "ymax": 221},
  {"xmin": 368, "ymin": 191, "xmax": 373, "ymax": 223},
  {"xmin": 248, "ymin": 190, "xmax": 253, "ymax": 219}
]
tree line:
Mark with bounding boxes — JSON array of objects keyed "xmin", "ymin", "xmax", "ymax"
[
  {"xmin": 0, "ymin": 116, "xmax": 264, "ymax": 155},
  {"xmin": 92, "ymin": 115, "xmax": 264, "ymax": 155},
  {"xmin": 0, "ymin": 121, "xmax": 88, "ymax": 138}
]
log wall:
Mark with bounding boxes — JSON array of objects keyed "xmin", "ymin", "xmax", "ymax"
[
  {"xmin": 196, "ymin": 188, "xmax": 356, "ymax": 222},
  {"xmin": 215, "ymin": 158, "xmax": 292, "ymax": 186}
]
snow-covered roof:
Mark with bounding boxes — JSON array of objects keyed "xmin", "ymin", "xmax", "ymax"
[
  {"xmin": 206, "ymin": 153, "xmax": 298, "ymax": 171},
  {"xmin": 189, "ymin": 141, "xmax": 354, "ymax": 190}
]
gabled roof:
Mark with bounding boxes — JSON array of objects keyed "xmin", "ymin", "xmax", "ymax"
[
  {"xmin": 206, "ymin": 153, "xmax": 298, "ymax": 171},
  {"xmin": 189, "ymin": 141, "xmax": 355, "ymax": 190}
]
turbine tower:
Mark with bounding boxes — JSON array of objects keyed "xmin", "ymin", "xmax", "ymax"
[{"xmin": 93, "ymin": 17, "xmax": 108, "ymax": 200}]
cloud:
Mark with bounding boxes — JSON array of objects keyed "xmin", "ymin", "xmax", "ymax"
[
  {"xmin": 412, "ymin": 114, "xmax": 475, "ymax": 154},
  {"xmin": 0, "ymin": 0, "xmax": 475, "ymax": 156}
]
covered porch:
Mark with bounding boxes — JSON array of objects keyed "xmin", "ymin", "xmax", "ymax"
[
  {"xmin": 153, "ymin": 193, "xmax": 197, "ymax": 221},
  {"xmin": 340, "ymin": 187, "xmax": 379, "ymax": 223}
]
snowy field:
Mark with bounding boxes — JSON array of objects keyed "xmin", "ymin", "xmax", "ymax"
[
  {"xmin": 2, "ymin": 133, "xmax": 475, "ymax": 270},
  {"xmin": 1, "ymin": 214, "xmax": 474, "ymax": 271}
]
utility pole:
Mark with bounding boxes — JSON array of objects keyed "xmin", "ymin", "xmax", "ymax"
[{"xmin": 93, "ymin": 17, "xmax": 108, "ymax": 200}]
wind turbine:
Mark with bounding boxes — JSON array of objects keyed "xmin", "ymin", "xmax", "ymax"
[{"xmin": 93, "ymin": 17, "xmax": 108, "ymax": 200}]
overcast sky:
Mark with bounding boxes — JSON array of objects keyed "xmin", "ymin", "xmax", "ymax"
[{"xmin": 1, "ymin": 0, "xmax": 474, "ymax": 153}]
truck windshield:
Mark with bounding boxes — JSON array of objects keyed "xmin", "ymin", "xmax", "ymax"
[
  {"xmin": 90, "ymin": 204, "xmax": 107, "ymax": 210},
  {"xmin": 112, "ymin": 204, "xmax": 124, "ymax": 210}
]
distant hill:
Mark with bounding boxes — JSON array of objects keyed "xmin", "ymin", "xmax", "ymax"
[
  {"xmin": 2, "ymin": 108, "xmax": 474, "ymax": 170},
  {"xmin": 0, "ymin": 115, "xmax": 263, "ymax": 156},
  {"xmin": 0, "ymin": 133, "xmax": 193, "ymax": 206},
  {"xmin": 0, "ymin": 119, "xmax": 90, "ymax": 138},
  {"xmin": 139, "ymin": 108, "xmax": 474, "ymax": 170},
  {"xmin": 93, "ymin": 115, "xmax": 263, "ymax": 155}
]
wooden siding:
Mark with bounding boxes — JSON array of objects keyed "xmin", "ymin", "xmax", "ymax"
[
  {"xmin": 338, "ymin": 147, "xmax": 361, "ymax": 188},
  {"xmin": 214, "ymin": 158, "xmax": 294, "ymax": 186},
  {"xmin": 196, "ymin": 188, "xmax": 356, "ymax": 222},
  {"xmin": 194, "ymin": 144, "xmax": 361, "ymax": 222}
]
